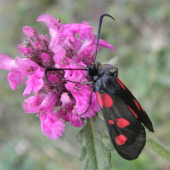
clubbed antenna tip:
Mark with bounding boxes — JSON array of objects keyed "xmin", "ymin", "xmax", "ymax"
[{"xmin": 93, "ymin": 14, "xmax": 115, "ymax": 64}]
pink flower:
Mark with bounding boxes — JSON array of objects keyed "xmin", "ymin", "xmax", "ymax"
[
  {"xmin": 0, "ymin": 14, "xmax": 115, "ymax": 139},
  {"xmin": 40, "ymin": 110, "xmax": 66, "ymax": 140},
  {"xmin": 0, "ymin": 54, "xmax": 38, "ymax": 90}
]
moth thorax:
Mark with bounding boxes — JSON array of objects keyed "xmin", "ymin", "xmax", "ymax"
[{"xmin": 86, "ymin": 65, "xmax": 99, "ymax": 81}]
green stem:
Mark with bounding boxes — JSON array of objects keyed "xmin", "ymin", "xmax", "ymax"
[{"xmin": 146, "ymin": 136, "xmax": 170, "ymax": 163}]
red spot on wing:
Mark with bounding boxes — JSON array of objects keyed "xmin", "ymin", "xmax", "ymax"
[
  {"xmin": 133, "ymin": 99, "xmax": 140, "ymax": 111},
  {"xmin": 117, "ymin": 118, "xmax": 130, "ymax": 128},
  {"xmin": 96, "ymin": 92, "xmax": 103, "ymax": 108},
  {"xmin": 109, "ymin": 120, "xmax": 114, "ymax": 125},
  {"xmin": 102, "ymin": 93, "xmax": 113, "ymax": 108},
  {"xmin": 127, "ymin": 105, "xmax": 138, "ymax": 118},
  {"xmin": 96, "ymin": 92, "xmax": 113, "ymax": 108},
  {"xmin": 116, "ymin": 77, "xmax": 125, "ymax": 90},
  {"xmin": 115, "ymin": 135, "xmax": 127, "ymax": 145}
]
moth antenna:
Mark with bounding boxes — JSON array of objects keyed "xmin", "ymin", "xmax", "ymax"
[
  {"xmin": 93, "ymin": 14, "xmax": 115, "ymax": 64},
  {"xmin": 66, "ymin": 62, "xmax": 86, "ymax": 68}
]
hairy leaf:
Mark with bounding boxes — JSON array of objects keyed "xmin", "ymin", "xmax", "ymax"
[{"xmin": 77, "ymin": 114, "xmax": 114, "ymax": 170}]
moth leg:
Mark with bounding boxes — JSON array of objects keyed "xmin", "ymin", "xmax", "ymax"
[
  {"xmin": 83, "ymin": 53, "xmax": 93, "ymax": 64},
  {"xmin": 45, "ymin": 68, "xmax": 93, "ymax": 115},
  {"xmin": 65, "ymin": 62, "xmax": 86, "ymax": 68},
  {"xmin": 62, "ymin": 79, "xmax": 93, "ymax": 84},
  {"xmin": 45, "ymin": 68, "xmax": 87, "ymax": 83},
  {"xmin": 79, "ymin": 88, "xmax": 93, "ymax": 116}
]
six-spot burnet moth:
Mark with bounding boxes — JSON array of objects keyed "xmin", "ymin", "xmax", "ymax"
[{"xmin": 46, "ymin": 14, "xmax": 154, "ymax": 160}]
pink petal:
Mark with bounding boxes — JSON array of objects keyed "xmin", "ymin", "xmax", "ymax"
[
  {"xmin": 15, "ymin": 57, "xmax": 38, "ymax": 75},
  {"xmin": 23, "ymin": 68, "xmax": 44, "ymax": 96},
  {"xmin": 40, "ymin": 111, "xmax": 66, "ymax": 140},
  {"xmin": 40, "ymin": 92, "xmax": 59, "ymax": 112},
  {"xmin": 63, "ymin": 37, "xmax": 77, "ymax": 51},
  {"xmin": 23, "ymin": 26, "xmax": 38, "ymax": 38},
  {"xmin": 24, "ymin": 75, "xmax": 43, "ymax": 96},
  {"xmin": 65, "ymin": 80, "xmax": 100, "ymax": 118},
  {"xmin": 25, "ymin": 95, "xmax": 45, "ymax": 107},
  {"xmin": 62, "ymin": 60, "xmax": 87, "ymax": 82},
  {"xmin": 53, "ymin": 45, "xmax": 66, "ymax": 67},
  {"xmin": 54, "ymin": 109, "xmax": 70, "ymax": 122},
  {"xmin": 18, "ymin": 45, "xmax": 34, "ymax": 57},
  {"xmin": 98, "ymin": 39, "xmax": 115, "ymax": 51},
  {"xmin": 69, "ymin": 112, "xmax": 84, "ymax": 127},
  {"xmin": 22, "ymin": 103, "xmax": 39, "ymax": 113},
  {"xmin": 48, "ymin": 74, "xmax": 59, "ymax": 83},
  {"xmin": 79, "ymin": 45, "xmax": 96, "ymax": 59},
  {"xmin": 49, "ymin": 33, "xmax": 66, "ymax": 48},
  {"xmin": 41, "ymin": 53, "xmax": 51, "ymax": 62},
  {"xmin": 0, "ymin": 54, "xmax": 15, "ymax": 70},
  {"xmin": 7, "ymin": 69, "xmax": 26, "ymax": 90},
  {"xmin": 33, "ymin": 41, "xmax": 43, "ymax": 49},
  {"xmin": 60, "ymin": 93, "xmax": 71, "ymax": 106},
  {"xmin": 63, "ymin": 23, "xmax": 93, "ymax": 40},
  {"xmin": 23, "ymin": 93, "xmax": 59, "ymax": 114},
  {"xmin": 37, "ymin": 14, "xmax": 64, "ymax": 32}
]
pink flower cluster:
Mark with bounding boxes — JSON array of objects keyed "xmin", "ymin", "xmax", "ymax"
[{"xmin": 0, "ymin": 14, "xmax": 115, "ymax": 139}]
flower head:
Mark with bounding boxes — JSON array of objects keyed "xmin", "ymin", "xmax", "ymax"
[{"xmin": 0, "ymin": 14, "xmax": 115, "ymax": 139}]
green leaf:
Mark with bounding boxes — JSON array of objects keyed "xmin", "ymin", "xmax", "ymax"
[{"xmin": 76, "ymin": 114, "xmax": 114, "ymax": 170}]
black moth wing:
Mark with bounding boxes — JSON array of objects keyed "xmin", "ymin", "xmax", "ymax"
[
  {"xmin": 115, "ymin": 77, "xmax": 154, "ymax": 132},
  {"xmin": 93, "ymin": 73, "xmax": 152, "ymax": 160},
  {"xmin": 96, "ymin": 90, "xmax": 146, "ymax": 160}
]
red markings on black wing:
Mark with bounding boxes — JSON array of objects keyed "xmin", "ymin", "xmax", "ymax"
[
  {"xmin": 116, "ymin": 80, "xmax": 154, "ymax": 132},
  {"xmin": 133, "ymin": 98, "xmax": 146, "ymax": 113},
  {"xmin": 133, "ymin": 99, "xmax": 140, "ymax": 111},
  {"xmin": 116, "ymin": 77, "xmax": 125, "ymax": 90},
  {"xmin": 117, "ymin": 118, "xmax": 130, "ymax": 128},
  {"xmin": 95, "ymin": 92, "xmax": 113, "ymax": 108},
  {"xmin": 115, "ymin": 135, "xmax": 127, "ymax": 145},
  {"xmin": 102, "ymin": 93, "xmax": 113, "ymax": 108},
  {"xmin": 140, "ymin": 105, "xmax": 145, "ymax": 112},
  {"xmin": 94, "ymin": 76, "xmax": 154, "ymax": 160},
  {"xmin": 109, "ymin": 119, "xmax": 114, "ymax": 125},
  {"xmin": 96, "ymin": 91, "xmax": 103, "ymax": 108},
  {"xmin": 127, "ymin": 105, "xmax": 138, "ymax": 118},
  {"xmin": 99, "ymin": 92, "xmax": 148, "ymax": 160}
]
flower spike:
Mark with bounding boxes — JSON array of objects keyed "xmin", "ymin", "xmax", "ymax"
[{"xmin": 0, "ymin": 14, "xmax": 115, "ymax": 140}]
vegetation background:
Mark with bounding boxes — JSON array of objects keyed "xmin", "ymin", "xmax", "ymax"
[{"xmin": 0, "ymin": 0, "xmax": 170, "ymax": 169}]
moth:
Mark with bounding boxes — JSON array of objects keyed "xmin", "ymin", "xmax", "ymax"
[{"xmin": 46, "ymin": 14, "xmax": 154, "ymax": 160}]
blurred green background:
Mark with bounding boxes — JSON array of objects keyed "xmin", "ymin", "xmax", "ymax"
[{"xmin": 0, "ymin": 0, "xmax": 170, "ymax": 170}]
